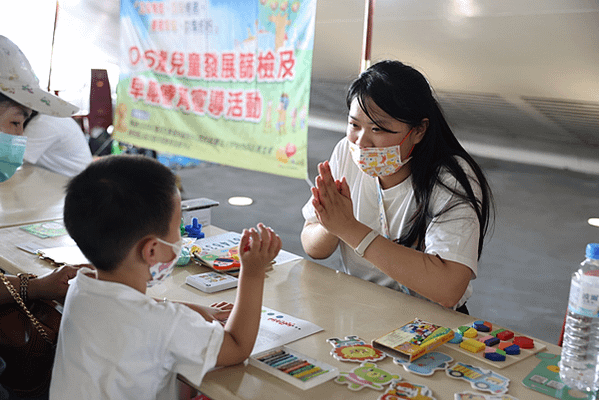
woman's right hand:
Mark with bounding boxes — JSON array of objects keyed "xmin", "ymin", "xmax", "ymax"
[{"xmin": 311, "ymin": 161, "xmax": 357, "ymax": 238}]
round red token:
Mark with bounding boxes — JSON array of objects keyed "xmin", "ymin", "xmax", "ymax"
[{"xmin": 213, "ymin": 257, "xmax": 241, "ymax": 271}]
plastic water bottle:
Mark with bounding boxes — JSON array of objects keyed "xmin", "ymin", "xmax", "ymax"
[{"xmin": 560, "ymin": 243, "xmax": 599, "ymax": 391}]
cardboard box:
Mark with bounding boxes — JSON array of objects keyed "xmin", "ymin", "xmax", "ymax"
[{"xmin": 372, "ymin": 318, "xmax": 454, "ymax": 362}]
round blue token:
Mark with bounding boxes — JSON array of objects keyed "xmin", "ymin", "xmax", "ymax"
[
  {"xmin": 449, "ymin": 332, "xmax": 463, "ymax": 344},
  {"xmin": 473, "ymin": 321, "xmax": 491, "ymax": 332}
]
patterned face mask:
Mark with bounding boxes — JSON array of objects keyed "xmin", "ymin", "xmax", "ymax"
[
  {"xmin": 147, "ymin": 237, "xmax": 183, "ymax": 288},
  {"xmin": 0, "ymin": 131, "xmax": 27, "ymax": 182},
  {"xmin": 348, "ymin": 128, "xmax": 414, "ymax": 178}
]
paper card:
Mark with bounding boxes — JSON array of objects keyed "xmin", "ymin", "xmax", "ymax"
[
  {"xmin": 522, "ymin": 352, "xmax": 595, "ymax": 400},
  {"xmin": 37, "ymin": 246, "xmax": 90, "ymax": 266},
  {"xmin": 19, "ymin": 221, "xmax": 67, "ymax": 238}
]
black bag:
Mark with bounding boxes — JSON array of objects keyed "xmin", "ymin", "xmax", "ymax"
[{"xmin": 0, "ymin": 274, "xmax": 61, "ymax": 398}]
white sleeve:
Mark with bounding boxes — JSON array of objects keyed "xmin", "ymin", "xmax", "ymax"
[
  {"xmin": 165, "ymin": 304, "xmax": 225, "ymax": 386},
  {"xmin": 23, "ymin": 115, "xmax": 58, "ymax": 163},
  {"xmin": 424, "ymin": 162, "xmax": 482, "ymax": 278}
]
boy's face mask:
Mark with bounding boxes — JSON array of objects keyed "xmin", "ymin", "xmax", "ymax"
[
  {"xmin": 0, "ymin": 131, "xmax": 27, "ymax": 182},
  {"xmin": 147, "ymin": 237, "xmax": 183, "ymax": 287}
]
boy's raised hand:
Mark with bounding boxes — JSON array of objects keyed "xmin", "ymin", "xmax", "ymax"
[{"xmin": 239, "ymin": 223, "xmax": 281, "ymax": 274}]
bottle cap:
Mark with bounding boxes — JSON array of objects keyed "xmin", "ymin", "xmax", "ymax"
[{"xmin": 586, "ymin": 243, "xmax": 599, "ymax": 260}]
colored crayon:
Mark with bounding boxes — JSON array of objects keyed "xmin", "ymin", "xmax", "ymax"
[
  {"xmin": 257, "ymin": 349, "xmax": 284, "ymax": 362},
  {"xmin": 281, "ymin": 361, "xmax": 311, "ymax": 374},
  {"xmin": 269, "ymin": 355, "xmax": 297, "ymax": 368},
  {"xmin": 263, "ymin": 352, "xmax": 291, "ymax": 365},
  {"xmin": 294, "ymin": 366, "xmax": 321, "ymax": 378},
  {"xmin": 277, "ymin": 359, "xmax": 305, "ymax": 371},
  {"xmin": 289, "ymin": 364, "xmax": 315, "ymax": 376},
  {"xmin": 300, "ymin": 369, "xmax": 329, "ymax": 381}
]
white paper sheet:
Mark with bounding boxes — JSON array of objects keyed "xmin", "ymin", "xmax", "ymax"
[{"xmin": 251, "ymin": 307, "xmax": 324, "ymax": 355}]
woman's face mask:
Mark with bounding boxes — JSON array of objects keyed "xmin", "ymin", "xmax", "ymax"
[
  {"xmin": 0, "ymin": 131, "xmax": 27, "ymax": 182},
  {"xmin": 147, "ymin": 237, "xmax": 183, "ymax": 287},
  {"xmin": 348, "ymin": 128, "xmax": 414, "ymax": 178}
]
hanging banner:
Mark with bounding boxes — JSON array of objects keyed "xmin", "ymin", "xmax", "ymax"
[{"xmin": 114, "ymin": 0, "xmax": 316, "ymax": 179}]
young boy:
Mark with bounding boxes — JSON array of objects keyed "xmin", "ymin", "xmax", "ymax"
[{"xmin": 50, "ymin": 155, "xmax": 281, "ymax": 399}]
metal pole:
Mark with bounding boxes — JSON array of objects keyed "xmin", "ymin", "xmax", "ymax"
[
  {"xmin": 48, "ymin": 1, "xmax": 59, "ymax": 92},
  {"xmin": 360, "ymin": 0, "xmax": 375, "ymax": 73}
]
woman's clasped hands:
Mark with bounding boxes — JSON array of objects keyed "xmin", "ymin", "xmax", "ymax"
[{"xmin": 311, "ymin": 161, "xmax": 356, "ymax": 238}]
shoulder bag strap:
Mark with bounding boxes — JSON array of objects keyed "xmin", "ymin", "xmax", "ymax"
[{"xmin": 0, "ymin": 272, "xmax": 52, "ymax": 343}]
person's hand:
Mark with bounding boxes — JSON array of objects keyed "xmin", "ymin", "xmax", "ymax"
[
  {"xmin": 28, "ymin": 264, "xmax": 85, "ymax": 301},
  {"xmin": 239, "ymin": 223, "xmax": 281, "ymax": 276},
  {"xmin": 311, "ymin": 161, "xmax": 357, "ymax": 237},
  {"xmin": 183, "ymin": 301, "xmax": 233, "ymax": 325},
  {"xmin": 209, "ymin": 301, "xmax": 233, "ymax": 326}
]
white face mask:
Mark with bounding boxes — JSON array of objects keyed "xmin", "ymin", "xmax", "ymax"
[
  {"xmin": 348, "ymin": 128, "xmax": 414, "ymax": 178},
  {"xmin": 147, "ymin": 237, "xmax": 183, "ymax": 288}
]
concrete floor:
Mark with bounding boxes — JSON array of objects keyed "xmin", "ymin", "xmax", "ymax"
[{"xmin": 177, "ymin": 83, "xmax": 599, "ymax": 345}]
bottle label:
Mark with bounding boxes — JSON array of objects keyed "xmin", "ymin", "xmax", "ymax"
[{"xmin": 568, "ymin": 277, "xmax": 599, "ymax": 317}]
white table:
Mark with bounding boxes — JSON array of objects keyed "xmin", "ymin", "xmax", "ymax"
[
  {"xmin": 0, "ymin": 164, "xmax": 69, "ymax": 229},
  {"xmin": 0, "ymin": 223, "xmax": 565, "ymax": 399}
]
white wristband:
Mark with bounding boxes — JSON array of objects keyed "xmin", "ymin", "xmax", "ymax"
[{"xmin": 354, "ymin": 230, "xmax": 379, "ymax": 257}]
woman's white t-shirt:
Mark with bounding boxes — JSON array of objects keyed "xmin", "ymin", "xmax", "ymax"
[{"xmin": 302, "ymin": 138, "xmax": 481, "ymax": 308}]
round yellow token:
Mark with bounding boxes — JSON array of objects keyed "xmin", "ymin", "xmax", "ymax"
[{"xmin": 547, "ymin": 365, "xmax": 560, "ymax": 373}]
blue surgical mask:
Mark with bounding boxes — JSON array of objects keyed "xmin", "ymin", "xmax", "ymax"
[{"xmin": 0, "ymin": 131, "xmax": 27, "ymax": 182}]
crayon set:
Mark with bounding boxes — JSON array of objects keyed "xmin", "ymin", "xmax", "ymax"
[{"xmin": 249, "ymin": 346, "xmax": 339, "ymax": 390}]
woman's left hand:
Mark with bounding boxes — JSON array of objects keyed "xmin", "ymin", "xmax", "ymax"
[
  {"xmin": 28, "ymin": 264, "xmax": 83, "ymax": 301},
  {"xmin": 311, "ymin": 161, "xmax": 357, "ymax": 238}
]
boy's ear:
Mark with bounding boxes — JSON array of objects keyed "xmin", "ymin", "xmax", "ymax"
[{"xmin": 140, "ymin": 237, "xmax": 159, "ymax": 265}]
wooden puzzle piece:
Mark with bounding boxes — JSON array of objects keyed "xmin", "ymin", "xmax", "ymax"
[
  {"xmin": 393, "ymin": 351, "xmax": 453, "ymax": 376},
  {"xmin": 335, "ymin": 362, "xmax": 400, "ymax": 391},
  {"xmin": 378, "ymin": 381, "xmax": 437, "ymax": 400},
  {"xmin": 454, "ymin": 392, "xmax": 519, "ymax": 400},
  {"xmin": 446, "ymin": 362, "xmax": 510, "ymax": 394},
  {"xmin": 327, "ymin": 335, "xmax": 386, "ymax": 362},
  {"xmin": 460, "ymin": 338, "xmax": 486, "ymax": 353}
]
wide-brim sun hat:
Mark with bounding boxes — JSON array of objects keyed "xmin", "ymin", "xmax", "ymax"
[{"xmin": 0, "ymin": 35, "xmax": 78, "ymax": 117}]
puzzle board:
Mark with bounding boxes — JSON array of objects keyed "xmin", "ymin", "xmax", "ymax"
[{"xmin": 442, "ymin": 324, "xmax": 546, "ymax": 369}]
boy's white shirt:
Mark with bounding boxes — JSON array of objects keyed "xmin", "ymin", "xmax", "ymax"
[{"xmin": 50, "ymin": 267, "xmax": 224, "ymax": 400}]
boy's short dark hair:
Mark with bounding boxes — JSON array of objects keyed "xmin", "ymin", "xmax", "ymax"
[{"xmin": 64, "ymin": 155, "xmax": 178, "ymax": 271}]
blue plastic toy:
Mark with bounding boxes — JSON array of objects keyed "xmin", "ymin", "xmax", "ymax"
[{"xmin": 185, "ymin": 217, "xmax": 205, "ymax": 239}]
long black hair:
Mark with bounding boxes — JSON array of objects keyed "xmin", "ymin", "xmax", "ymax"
[{"xmin": 347, "ymin": 60, "xmax": 494, "ymax": 259}]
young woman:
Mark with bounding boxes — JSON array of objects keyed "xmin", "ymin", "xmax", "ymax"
[{"xmin": 301, "ymin": 60, "xmax": 494, "ymax": 313}]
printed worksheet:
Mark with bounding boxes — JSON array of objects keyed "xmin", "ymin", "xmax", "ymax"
[{"xmin": 251, "ymin": 307, "xmax": 323, "ymax": 355}]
